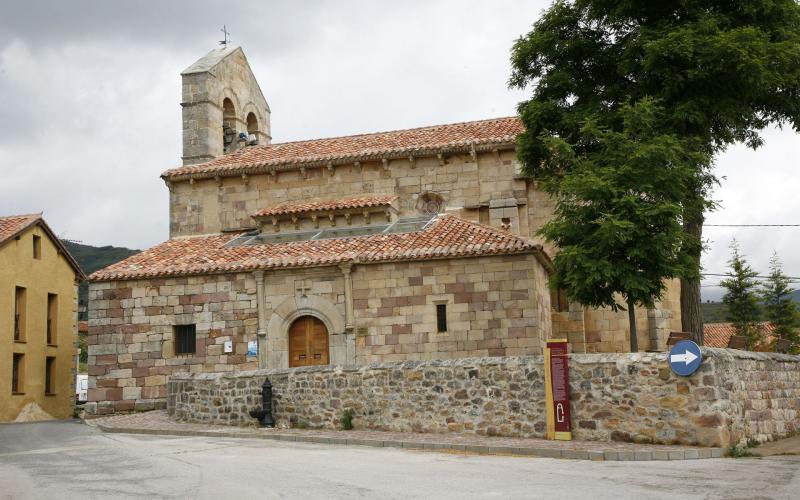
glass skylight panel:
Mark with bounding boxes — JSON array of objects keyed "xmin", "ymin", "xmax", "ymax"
[
  {"xmin": 315, "ymin": 225, "xmax": 388, "ymax": 239},
  {"xmin": 247, "ymin": 231, "xmax": 319, "ymax": 245},
  {"xmin": 226, "ymin": 215, "xmax": 438, "ymax": 247}
]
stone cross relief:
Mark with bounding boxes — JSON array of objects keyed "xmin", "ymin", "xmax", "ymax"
[{"xmin": 295, "ymin": 279, "xmax": 313, "ymax": 298}]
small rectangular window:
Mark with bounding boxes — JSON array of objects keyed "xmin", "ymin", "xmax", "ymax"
[
  {"xmin": 47, "ymin": 293, "xmax": 58, "ymax": 345},
  {"xmin": 12, "ymin": 353, "xmax": 24, "ymax": 394},
  {"xmin": 32, "ymin": 235, "xmax": 41, "ymax": 259},
  {"xmin": 550, "ymin": 288, "xmax": 569, "ymax": 312},
  {"xmin": 174, "ymin": 324, "xmax": 197, "ymax": 355},
  {"xmin": 436, "ymin": 304, "xmax": 447, "ymax": 333},
  {"xmin": 45, "ymin": 357, "xmax": 56, "ymax": 395},
  {"xmin": 14, "ymin": 287, "xmax": 26, "ymax": 341}
]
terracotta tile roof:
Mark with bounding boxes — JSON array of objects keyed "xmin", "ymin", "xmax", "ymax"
[
  {"xmin": 703, "ymin": 322, "xmax": 777, "ymax": 349},
  {"xmin": 162, "ymin": 116, "xmax": 523, "ymax": 181},
  {"xmin": 0, "ymin": 213, "xmax": 41, "ymax": 244},
  {"xmin": 253, "ymin": 195, "xmax": 398, "ymax": 219},
  {"xmin": 89, "ymin": 214, "xmax": 551, "ymax": 282}
]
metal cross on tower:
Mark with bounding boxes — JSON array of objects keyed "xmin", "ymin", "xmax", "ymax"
[{"xmin": 219, "ymin": 25, "xmax": 231, "ymax": 47}]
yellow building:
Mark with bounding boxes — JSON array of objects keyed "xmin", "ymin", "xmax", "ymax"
[{"xmin": 1, "ymin": 214, "xmax": 84, "ymax": 421}]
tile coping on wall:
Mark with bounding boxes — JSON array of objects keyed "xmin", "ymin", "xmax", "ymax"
[{"xmin": 88, "ymin": 410, "xmax": 724, "ymax": 461}]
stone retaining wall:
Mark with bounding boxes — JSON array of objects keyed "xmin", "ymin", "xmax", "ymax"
[{"xmin": 167, "ymin": 349, "xmax": 800, "ymax": 447}]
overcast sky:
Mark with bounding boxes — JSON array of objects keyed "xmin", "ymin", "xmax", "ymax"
[{"xmin": 1, "ymin": 1, "xmax": 797, "ymax": 301}]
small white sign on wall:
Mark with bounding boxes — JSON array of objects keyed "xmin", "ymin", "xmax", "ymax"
[{"xmin": 223, "ymin": 340, "xmax": 233, "ymax": 353}]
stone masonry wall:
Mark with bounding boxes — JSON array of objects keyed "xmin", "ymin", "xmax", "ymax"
[
  {"xmin": 352, "ymin": 254, "xmax": 550, "ymax": 363},
  {"xmin": 167, "ymin": 349, "xmax": 800, "ymax": 448},
  {"xmin": 86, "ymin": 273, "xmax": 259, "ymax": 415},
  {"xmin": 168, "ymin": 150, "xmax": 521, "ymax": 237}
]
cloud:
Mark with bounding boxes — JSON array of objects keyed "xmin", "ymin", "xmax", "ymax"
[{"xmin": 0, "ymin": 1, "xmax": 797, "ymax": 302}]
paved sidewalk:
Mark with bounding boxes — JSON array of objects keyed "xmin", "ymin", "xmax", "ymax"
[
  {"xmin": 89, "ymin": 410, "xmax": 723, "ymax": 461},
  {"xmin": 753, "ymin": 434, "xmax": 800, "ymax": 456}
]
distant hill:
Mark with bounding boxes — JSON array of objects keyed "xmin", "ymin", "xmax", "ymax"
[
  {"xmin": 63, "ymin": 240, "xmax": 140, "ymax": 319},
  {"xmin": 701, "ymin": 302, "xmax": 732, "ymax": 323},
  {"xmin": 702, "ymin": 290, "xmax": 800, "ymax": 323}
]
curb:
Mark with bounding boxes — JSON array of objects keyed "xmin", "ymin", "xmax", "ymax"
[{"xmin": 94, "ymin": 424, "xmax": 724, "ymax": 461}]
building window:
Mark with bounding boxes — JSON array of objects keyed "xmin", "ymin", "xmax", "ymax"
[
  {"xmin": 14, "ymin": 286, "xmax": 26, "ymax": 341},
  {"xmin": 436, "ymin": 304, "xmax": 447, "ymax": 333},
  {"xmin": 47, "ymin": 293, "xmax": 58, "ymax": 345},
  {"xmin": 45, "ymin": 357, "xmax": 56, "ymax": 395},
  {"xmin": 550, "ymin": 288, "xmax": 569, "ymax": 313},
  {"xmin": 12, "ymin": 354, "xmax": 24, "ymax": 394},
  {"xmin": 174, "ymin": 324, "xmax": 197, "ymax": 355},
  {"xmin": 32, "ymin": 235, "xmax": 41, "ymax": 259}
]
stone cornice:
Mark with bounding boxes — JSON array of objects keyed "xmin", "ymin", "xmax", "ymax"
[{"xmin": 161, "ymin": 140, "xmax": 517, "ymax": 184}]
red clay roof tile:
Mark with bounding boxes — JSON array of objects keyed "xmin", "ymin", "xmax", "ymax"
[
  {"xmin": 253, "ymin": 195, "xmax": 398, "ymax": 218},
  {"xmin": 89, "ymin": 214, "xmax": 549, "ymax": 281},
  {"xmin": 0, "ymin": 213, "xmax": 41, "ymax": 245},
  {"xmin": 162, "ymin": 116, "xmax": 523, "ymax": 180},
  {"xmin": 703, "ymin": 322, "xmax": 778, "ymax": 349}
]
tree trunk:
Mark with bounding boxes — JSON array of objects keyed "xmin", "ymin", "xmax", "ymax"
[
  {"xmin": 681, "ymin": 214, "xmax": 705, "ymax": 345},
  {"xmin": 628, "ymin": 296, "xmax": 638, "ymax": 352}
]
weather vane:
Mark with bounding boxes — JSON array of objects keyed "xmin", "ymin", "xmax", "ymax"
[{"xmin": 219, "ymin": 25, "xmax": 231, "ymax": 48}]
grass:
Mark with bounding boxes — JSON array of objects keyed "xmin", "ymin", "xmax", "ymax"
[
  {"xmin": 341, "ymin": 408, "xmax": 355, "ymax": 430},
  {"xmin": 727, "ymin": 439, "xmax": 761, "ymax": 458}
]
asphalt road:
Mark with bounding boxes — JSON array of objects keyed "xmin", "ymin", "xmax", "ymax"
[{"xmin": 0, "ymin": 420, "xmax": 798, "ymax": 500}]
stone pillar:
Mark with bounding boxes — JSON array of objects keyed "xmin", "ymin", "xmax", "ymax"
[
  {"xmin": 254, "ymin": 270, "xmax": 268, "ymax": 368},
  {"xmin": 340, "ymin": 263, "xmax": 354, "ymax": 331},
  {"xmin": 340, "ymin": 262, "xmax": 356, "ymax": 364},
  {"xmin": 647, "ymin": 302, "xmax": 668, "ymax": 352}
]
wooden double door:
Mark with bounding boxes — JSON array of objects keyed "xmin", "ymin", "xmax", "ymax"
[{"xmin": 289, "ymin": 316, "xmax": 330, "ymax": 368}]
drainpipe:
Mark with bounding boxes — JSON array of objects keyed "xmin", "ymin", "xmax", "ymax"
[{"xmin": 254, "ymin": 270, "xmax": 268, "ymax": 368}]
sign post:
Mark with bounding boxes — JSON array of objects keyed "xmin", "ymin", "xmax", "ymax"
[
  {"xmin": 544, "ymin": 338, "xmax": 572, "ymax": 441},
  {"xmin": 668, "ymin": 340, "xmax": 702, "ymax": 377}
]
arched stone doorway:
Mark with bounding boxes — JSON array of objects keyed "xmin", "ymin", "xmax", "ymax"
[{"xmin": 288, "ymin": 316, "xmax": 329, "ymax": 367}]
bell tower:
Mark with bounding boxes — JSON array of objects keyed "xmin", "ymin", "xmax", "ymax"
[{"xmin": 180, "ymin": 46, "xmax": 271, "ymax": 166}]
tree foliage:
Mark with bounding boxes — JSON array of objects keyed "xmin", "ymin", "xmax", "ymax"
[
  {"xmin": 720, "ymin": 240, "xmax": 762, "ymax": 347},
  {"xmin": 761, "ymin": 253, "xmax": 800, "ymax": 353},
  {"xmin": 510, "ymin": 0, "xmax": 800, "ymax": 343},
  {"xmin": 539, "ymin": 99, "xmax": 705, "ymax": 350}
]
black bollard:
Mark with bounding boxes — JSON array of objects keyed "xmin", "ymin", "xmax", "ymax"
[{"xmin": 248, "ymin": 377, "xmax": 275, "ymax": 427}]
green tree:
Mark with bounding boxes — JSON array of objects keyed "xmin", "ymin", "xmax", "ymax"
[
  {"xmin": 539, "ymin": 99, "xmax": 703, "ymax": 351},
  {"xmin": 720, "ymin": 240, "xmax": 762, "ymax": 348},
  {"xmin": 510, "ymin": 0, "xmax": 800, "ymax": 345},
  {"xmin": 761, "ymin": 253, "xmax": 800, "ymax": 353}
]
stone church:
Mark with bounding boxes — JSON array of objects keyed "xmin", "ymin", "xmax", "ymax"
[{"xmin": 86, "ymin": 47, "xmax": 681, "ymax": 415}]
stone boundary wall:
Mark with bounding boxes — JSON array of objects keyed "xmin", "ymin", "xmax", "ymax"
[{"xmin": 167, "ymin": 349, "xmax": 800, "ymax": 447}]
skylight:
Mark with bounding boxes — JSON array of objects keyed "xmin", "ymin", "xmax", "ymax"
[{"xmin": 225, "ymin": 215, "xmax": 436, "ymax": 247}]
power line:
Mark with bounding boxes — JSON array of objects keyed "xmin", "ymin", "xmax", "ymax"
[
  {"xmin": 705, "ymin": 224, "xmax": 800, "ymax": 227},
  {"xmin": 702, "ymin": 272, "xmax": 800, "ymax": 280}
]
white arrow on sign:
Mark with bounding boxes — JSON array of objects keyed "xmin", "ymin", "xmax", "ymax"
[{"xmin": 670, "ymin": 351, "xmax": 698, "ymax": 365}]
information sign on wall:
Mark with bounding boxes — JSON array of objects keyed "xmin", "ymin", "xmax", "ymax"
[{"xmin": 545, "ymin": 339, "xmax": 572, "ymax": 440}]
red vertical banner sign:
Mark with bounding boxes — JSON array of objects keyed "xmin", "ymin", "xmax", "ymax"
[{"xmin": 545, "ymin": 339, "xmax": 572, "ymax": 440}]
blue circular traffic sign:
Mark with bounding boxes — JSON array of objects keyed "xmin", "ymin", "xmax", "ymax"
[{"xmin": 668, "ymin": 340, "xmax": 702, "ymax": 377}]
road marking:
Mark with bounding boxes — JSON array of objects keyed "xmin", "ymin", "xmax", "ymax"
[{"xmin": 0, "ymin": 445, "xmax": 102, "ymax": 458}]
